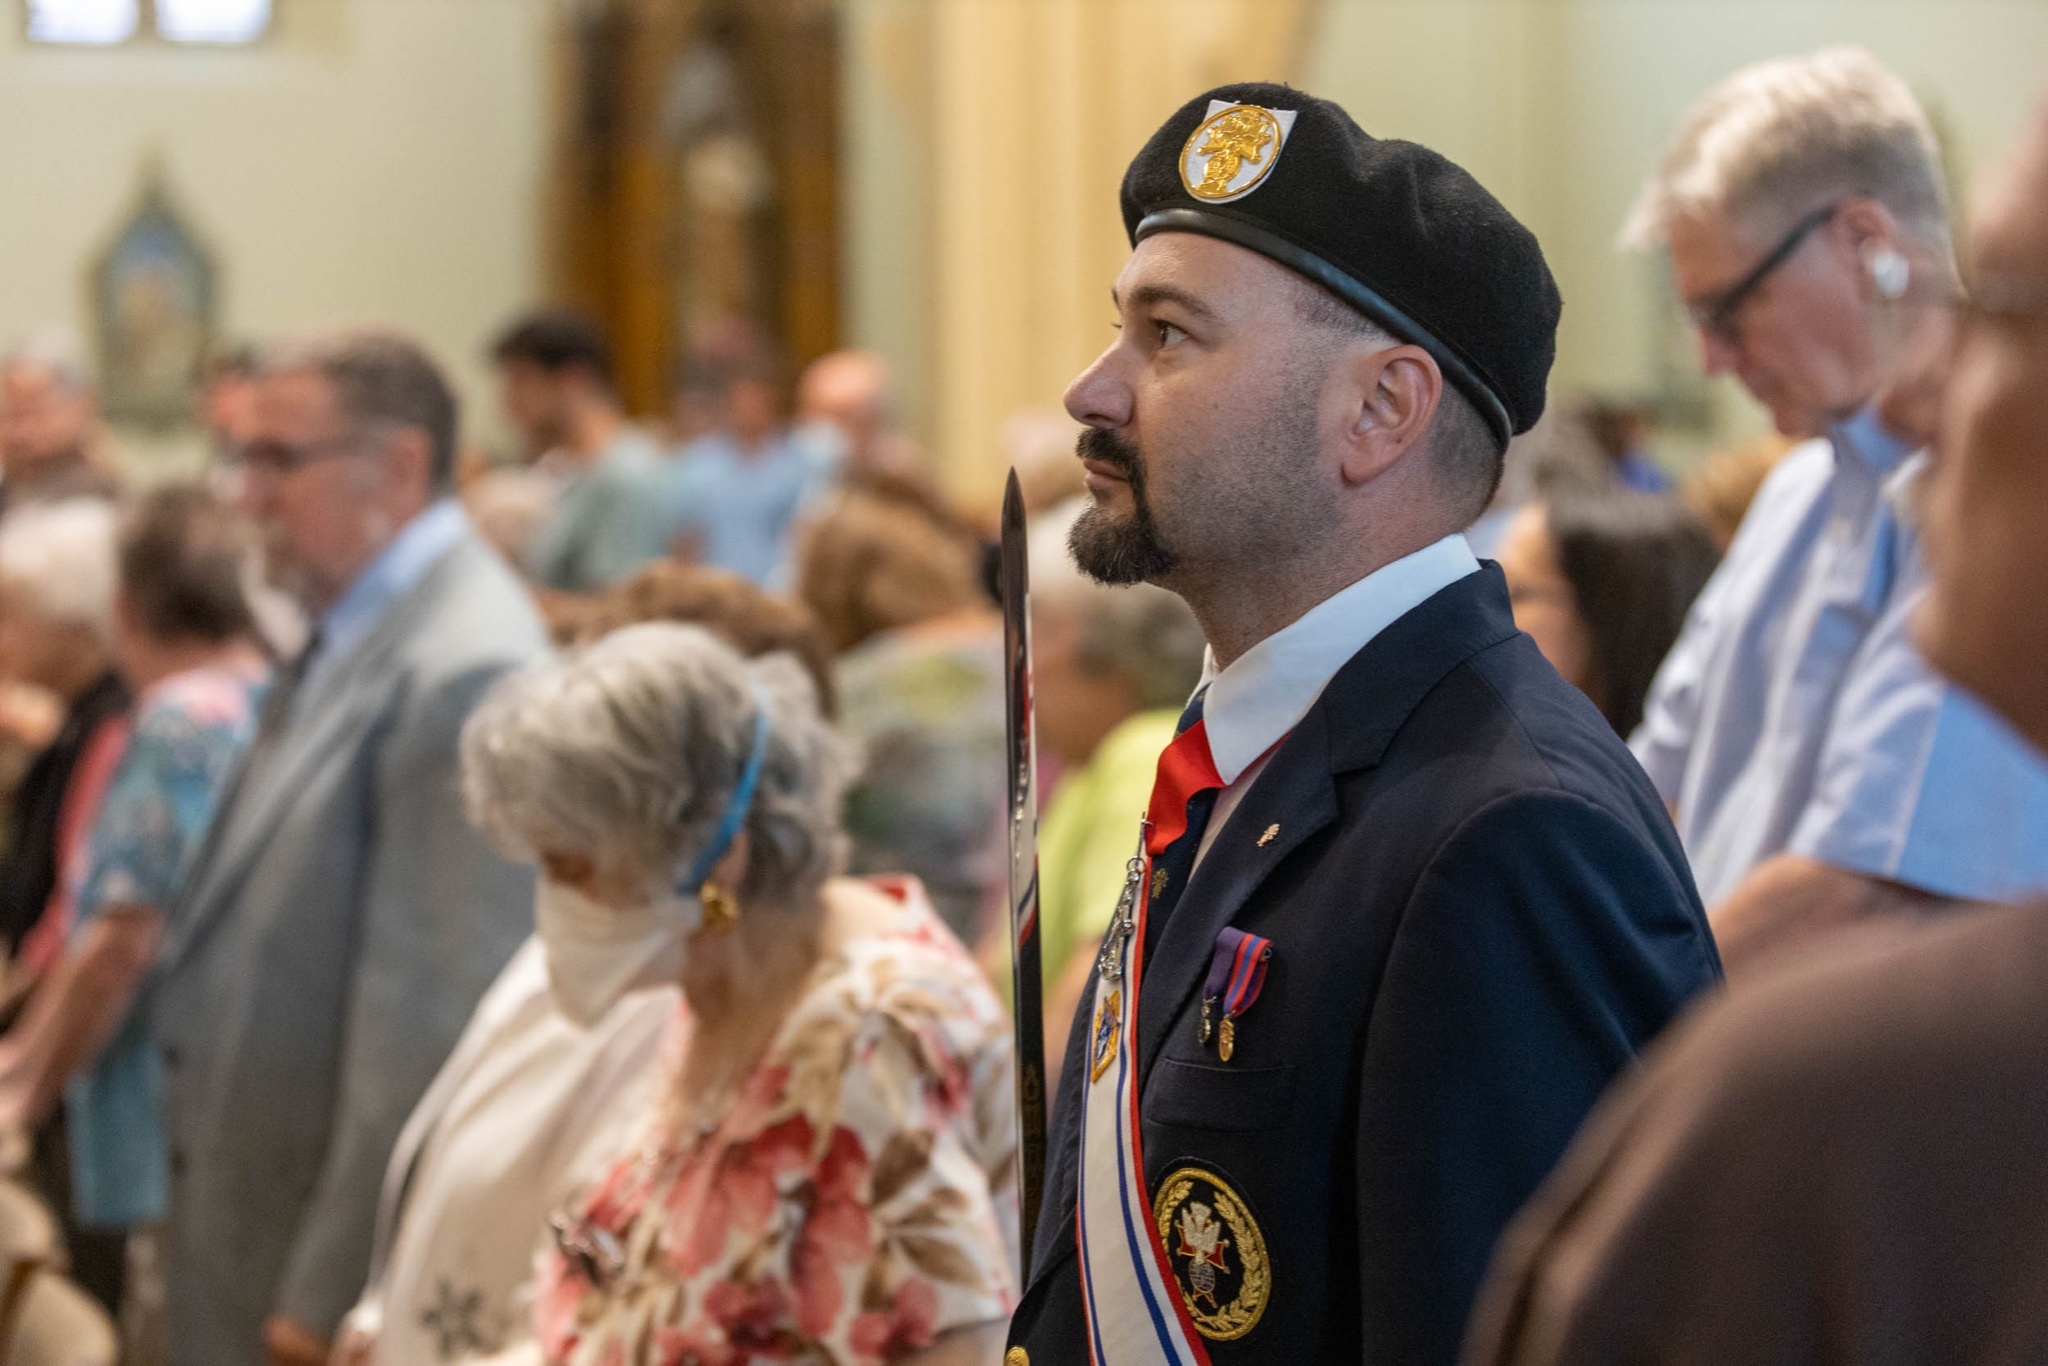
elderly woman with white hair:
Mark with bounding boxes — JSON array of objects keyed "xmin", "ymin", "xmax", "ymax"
[
  {"xmin": 461, "ymin": 622, "xmax": 1017, "ymax": 1366},
  {"xmin": 0, "ymin": 500, "xmax": 128, "ymax": 981},
  {"xmin": 0, "ymin": 488, "xmax": 268, "ymax": 1331},
  {"xmin": 0, "ymin": 498, "xmax": 132, "ymax": 1308}
]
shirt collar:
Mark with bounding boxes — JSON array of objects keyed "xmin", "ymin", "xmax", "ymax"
[
  {"xmin": 1828, "ymin": 403, "xmax": 1916, "ymax": 479},
  {"xmin": 313, "ymin": 498, "xmax": 468, "ymax": 670},
  {"xmin": 1197, "ymin": 533, "xmax": 1480, "ymax": 784}
]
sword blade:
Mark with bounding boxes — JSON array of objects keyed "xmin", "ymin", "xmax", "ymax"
[{"xmin": 1000, "ymin": 468, "xmax": 1047, "ymax": 1280}]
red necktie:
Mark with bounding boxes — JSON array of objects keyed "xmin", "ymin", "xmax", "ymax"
[{"xmin": 1142, "ymin": 693, "xmax": 1225, "ymax": 942}]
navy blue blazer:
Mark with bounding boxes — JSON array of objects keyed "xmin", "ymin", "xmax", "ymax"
[{"xmin": 1005, "ymin": 564, "xmax": 1720, "ymax": 1365}]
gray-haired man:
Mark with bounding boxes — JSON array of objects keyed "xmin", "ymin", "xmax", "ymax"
[
  {"xmin": 1624, "ymin": 46, "xmax": 2048, "ymax": 974},
  {"xmin": 154, "ymin": 330, "xmax": 547, "ymax": 1366}
]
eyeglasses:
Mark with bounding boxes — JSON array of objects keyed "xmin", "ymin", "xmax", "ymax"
[
  {"xmin": 226, "ymin": 432, "xmax": 368, "ymax": 478},
  {"xmin": 1689, "ymin": 201, "xmax": 1843, "ymax": 346}
]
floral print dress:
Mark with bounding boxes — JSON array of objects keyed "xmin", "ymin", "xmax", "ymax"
[{"xmin": 535, "ymin": 877, "xmax": 1018, "ymax": 1366}]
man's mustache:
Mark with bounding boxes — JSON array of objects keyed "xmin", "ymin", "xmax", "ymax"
[{"xmin": 1076, "ymin": 426, "xmax": 1143, "ymax": 481}]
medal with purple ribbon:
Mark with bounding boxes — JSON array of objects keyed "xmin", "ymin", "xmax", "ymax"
[{"xmin": 1199, "ymin": 926, "xmax": 1272, "ymax": 1063}]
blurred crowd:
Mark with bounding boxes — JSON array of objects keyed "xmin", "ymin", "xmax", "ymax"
[
  {"xmin": 0, "ymin": 296, "xmax": 1780, "ymax": 1366},
  {"xmin": 0, "ymin": 35, "xmax": 2041, "ymax": 1366},
  {"xmin": 0, "ymin": 287, "xmax": 1746, "ymax": 1366}
]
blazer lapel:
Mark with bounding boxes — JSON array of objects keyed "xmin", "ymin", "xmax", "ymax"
[
  {"xmin": 162, "ymin": 540, "xmax": 473, "ymax": 971},
  {"xmin": 1018, "ymin": 720, "xmax": 1343, "ymax": 1303},
  {"xmin": 162, "ymin": 654, "xmax": 389, "ymax": 973},
  {"xmin": 1135, "ymin": 705, "xmax": 1339, "ymax": 1081},
  {"xmin": 1023, "ymin": 567, "xmax": 1525, "ymax": 1305},
  {"xmin": 1135, "ymin": 564, "xmax": 1524, "ymax": 1081}
]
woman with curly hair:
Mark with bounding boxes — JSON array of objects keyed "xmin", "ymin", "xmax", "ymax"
[{"xmin": 463, "ymin": 624, "xmax": 1016, "ymax": 1366}]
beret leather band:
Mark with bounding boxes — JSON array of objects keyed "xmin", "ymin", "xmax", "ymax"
[{"xmin": 1137, "ymin": 206, "xmax": 1514, "ymax": 448}]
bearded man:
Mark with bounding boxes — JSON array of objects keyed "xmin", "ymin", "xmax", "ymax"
[{"xmin": 1001, "ymin": 83, "xmax": 1720, "ymax": 1366}]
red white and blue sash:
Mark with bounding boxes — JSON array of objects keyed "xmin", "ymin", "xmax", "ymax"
[
  {"xmin": 1075, "ymin": 834, "xmax": 1211, "ymax": 1366},
  {"xmin": 1077, "ymin": 708, "xmax": 1280, "ymax": 1364}
]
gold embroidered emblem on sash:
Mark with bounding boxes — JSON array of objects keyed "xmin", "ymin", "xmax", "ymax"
[{"xmin": 1089, "ymin": 988, "xmax": 1122, "ymax": 1084}]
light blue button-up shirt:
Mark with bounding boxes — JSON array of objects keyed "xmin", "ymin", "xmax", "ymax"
[
  {"xmin": 303, "ymin": 498, "xmax": 469, "ymax": 696},
  {"xmin": 524, "ymin": 430, "xmax": 673, "ymax": 594},
  {"xmin": 1632, "ymin": 406, "xmax": 2048, "ymax": 907},
  {"xmin": 662, "ymin": 432, "xmax": 824, "ymax": 589}
]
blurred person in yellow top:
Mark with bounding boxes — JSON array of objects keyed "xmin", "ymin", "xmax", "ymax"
[{"xmin": 983, "ymin": 520, "xmax": 1205, "ymax": 1082}]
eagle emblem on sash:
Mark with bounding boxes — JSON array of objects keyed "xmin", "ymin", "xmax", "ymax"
[
  {"xmin": 1152, "ymin": 1165, "xmax": 1271, "ymax": 1340},
  {"xmin": 1089, "ymin": 989, "xmax": 1122, "ymax": 1084}
]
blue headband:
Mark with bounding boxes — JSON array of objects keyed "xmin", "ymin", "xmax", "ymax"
[{"xmin": 680, "ymin": 683, "xmax": 773, "ymax": 894}]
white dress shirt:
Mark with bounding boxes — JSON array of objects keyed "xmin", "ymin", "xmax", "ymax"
[{"xmin": 1193, "ymin": 534, "xmax": 1480, "ymax": 866}]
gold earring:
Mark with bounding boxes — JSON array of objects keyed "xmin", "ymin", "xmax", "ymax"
[{"xmin": 700, "ymin": 883, "xmax": 740, "ymax": 933}]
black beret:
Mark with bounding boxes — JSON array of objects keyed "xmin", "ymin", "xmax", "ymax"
[{"xmin": 1121, "ymin": 82, "xmax": 1561, "ymax": 443}]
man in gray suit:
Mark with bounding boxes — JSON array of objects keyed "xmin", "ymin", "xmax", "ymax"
[{"xmin": 153, "ymin": 331, "xmax": 548, "ymax": 1366}]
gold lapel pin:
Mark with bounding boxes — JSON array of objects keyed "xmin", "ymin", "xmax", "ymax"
[{"xmin": 1258, "ymin": 824, "xmax": 1279, "ymax": 847}]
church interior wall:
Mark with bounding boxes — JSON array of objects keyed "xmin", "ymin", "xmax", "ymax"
[
  {"xmin": 3, "ymin": 0, "xmax": 2036, "ymax": 491},
  {"xmin": 0, "ymin": 0, "xmax": 552, "ymax": 474},
  {"xmin": 845, "ymin": 0, "xmax": 2048, "ymax": 497}
]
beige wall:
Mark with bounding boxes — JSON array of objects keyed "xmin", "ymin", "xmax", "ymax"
[
  {"xmin": 847, "ymin": 0, "xmax": 2048, "ymax": 490},
  {"xmin": 842, "ymin": 0, "xmax": 1312, "ymax": 504},
  {"xmin": 0, "ymin": 0, "xmax": 551, "ymax": 471},
  {"xmin": 1308, "ymin": 0, "xmax": 2048, "ymax": 458}
]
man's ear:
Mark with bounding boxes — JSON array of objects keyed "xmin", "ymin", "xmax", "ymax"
[
  {"xmin": 704, "ymin": 832, "xmax": 751, "ymax": 900},
  {"xmin": 382, "ymin": 427, "xmax": 437, "ymax": 501},
  {"xmin": 1335, "ymin": 343, "xmax": 1443, "ymax": 488}
]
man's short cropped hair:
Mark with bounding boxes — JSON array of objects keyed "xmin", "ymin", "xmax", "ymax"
[
  {"xmin": 1294, "ymin": 278, "xmax": 1505, "ymax": 526},
  {"xmin": 1623, "ymin": 45, "xmax": 1949, "ymax": 249},
  {"xmin": 491, "ymin": 309, "xmax": 616, "ymax": 390},
  {"xmin": 263, "ymin": 329, "xmax": 462, "ymax": 493}
]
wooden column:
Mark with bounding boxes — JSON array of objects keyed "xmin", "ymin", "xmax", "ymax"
[{"xmin": 544, "ymin": 0, "xmax": 842, "ymax": 418}]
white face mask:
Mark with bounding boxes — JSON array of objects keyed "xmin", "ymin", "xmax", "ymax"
[{"xmin": 534, "ymin": 879, "xmax": 702, "ymax": 1027}]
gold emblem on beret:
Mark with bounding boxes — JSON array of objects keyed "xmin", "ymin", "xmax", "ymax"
[
  {"xmin": 1180, "ymin": 103, "xmax": 1290, "ymax": 204},
  {"xmin": 1258, "ymin": 823, "xmax": 1280, "ymax": 847},
  {"xmin": 1004, "ymin": 1350, "xmax": 1030, "ymax": 1366},
  {"xmin": 1153, "ymin": 1165, "xmax": 1271, "ymax": 1340}
]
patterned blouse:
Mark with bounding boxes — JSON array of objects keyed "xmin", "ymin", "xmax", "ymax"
[
  {"xmin": 535, "ymin": 877, "xmax": 1019, "ymax": 1366},
  {"xmin": 67, "ymin": 659, "xmax": 267, "ymax": 1228}
]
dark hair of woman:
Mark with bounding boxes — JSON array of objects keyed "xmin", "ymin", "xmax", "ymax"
[
  {"xmin": 117, "ymin": 484, "xmax": 257, "ymax": 643},
  {"xmin": 591, "ymin": 560, "xmax": 839, "ymax": 717},
  {"xmin": 1547, "ymin": 491, "xmax": 1720, "ymax": 737}
]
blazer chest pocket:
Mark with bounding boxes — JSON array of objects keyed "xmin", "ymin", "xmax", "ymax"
[{"xmin": 1145, "ymin": 1058, "xmax": 1296, "ymax": 1132}]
